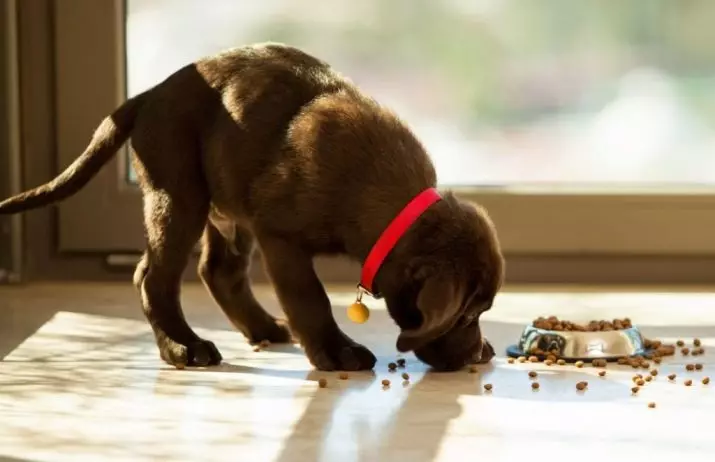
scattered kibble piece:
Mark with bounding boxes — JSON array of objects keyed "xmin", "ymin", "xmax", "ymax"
[
  {"xmin": 645, "ymin": 376, "xmax": 652, "ymax": 383},
  {"xmin": 684, "ymin": 379, "xmax": 693, "ymax": 386},
  {"xmin": 469, "ymin": 365, "xmax": 479, "ymax": 373},
  {"xmin": 694, "ymin": 338, "xmax": 702, "ymax": 347},
  {"xmin": 677, "ymin": 340, "xmax": 685, "ymax": 347},
  {"xmin": 654, "ymin": 357, "xmax": 662, "ymax": 364},
  {"xmin": 484, "ymin": 383, "xmax": 493, "ymax": 391},
  {"xmin": 528, "ymin": 356, "xmax": 539, "ymax": 363},
  {"xmin": 396, "ymin": 358, "xmax": 406, "ymax": 367},
  {"xmin": 175, "ymin": 363, "xmax": 185, "ymax": 370},
  {"xmin": 531, "ymin": 382, "xmax": 540, "ymax": 390},
  {"xmin": 388, "ymin": 362, "xmax": 397, "ymax": 371},
  {"xmin": 632, "ymin": 375, "xmax": 643, "ymax": 382},
  {"xmin": 339, "ymin": 372, "xmax": 349, "ymax": 380},
  {"xmin": 668, "ymin": 374, "xmax": 676, "ymax": 381},
  {"xmin": 702, "ymin": 377, "xmax": 710, "ymax": 385},
  {"xmin": 598, "ymin": 370, "xmax": 606, "ymax": 377},
  {"xmin": 575, "ymin": 361, "xmax": 584, "ymax": 368},
  {"xmin": 507, "ymin": 358, "xmax": 515, "ymax": 364},
  {"xmin": 650, "ymin": 369, "xmax": 658, "ymax": 377},
  {"xmin": 318, "ymin": 378, "xmax": 328, "ymax": 388},
  {"xmin": 381, "ymin": 379, "xmax": 391, "ymax": 387},
  {"xmin": 631, "ymin": 386, "xmax": 640, "ymax": 394},
  {"xmin": 259, "ymin": 339, "xmax": 271, "ymax": 348},
  {"xmin": 518, "ymin": 356, "xmax": 527, "ymax": 363},
  {"xmin": 545, "ymin": 359, "xmax": 554, "ymax": 366},
  {"xmin": 682, "ymin": 347, "xmax": 690, "ymax": 356},
  {"xmin": 252, "ymin": 346, "xmax": 261, "ymax": 352},
  {"xmin": 528, "ymin": 371, "xmax": 538, "ymax": 378},
  {"xmin": 641, "ymin": 362, "xmax": 650, "ymax": 369},
  {"xmin": 686, "ymin": 364, "xmax": 695, "ymax": 371},
  {"xmin": 648, "ymin": 402, "xmax": 656, "ymax": 409},
  {"xmin": 401, "ymin": 372, "xmax": 410, "ymax": 380},
  {"xmin": 636, "ymin": 379, "xmax": 645, "ymax": 386},
  {"xmin": 695, "ymin": 363, "xmax": 703, "ymax": 371},
  {"xmin": 557, "ymin": 359, "xmax": 566, "ymax": 366},
  {"xmin": 576, "ymin": 381, "xmax": 587, "ymax": 391}
]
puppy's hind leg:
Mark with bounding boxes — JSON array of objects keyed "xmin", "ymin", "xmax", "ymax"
[
  {"xmin": 138, "ymin": 190, "xmax": 222, "ymax": 368},
  {"xmin": 198, "ymin": 222, "xmax": 292, "ymax": 344}
]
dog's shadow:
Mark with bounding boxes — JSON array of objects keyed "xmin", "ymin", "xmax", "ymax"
[{"xmin": 267, "ymin": 361, "xmax": 632, "ymax": 462}]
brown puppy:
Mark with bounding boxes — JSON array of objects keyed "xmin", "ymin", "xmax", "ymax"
[{"xmin": 0, "ymin": 43, "xmax": 504, "ymax": 371}]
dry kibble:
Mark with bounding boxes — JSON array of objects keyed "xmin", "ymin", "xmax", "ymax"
[
  {"xmin": 636, "ymin": 379, "xmax": 645, "ymax": 386},
  {"xmin": 576, "ymin": 381, "xmax": 587, "ymax": 391},
  {"xmin": 528, "ymin": 356, "xmax": 539, "ymax": 363},
  {"xmin": 575, "ymin": 361, "xmax": 584, "ymax": 368},
  {"xmin": 388, "ymin": 362, "xmax": 397, "ymax": 371},
  {"xmin": 401, "ymin": 372, "xmax": 410, "ymax": 380},
  {"xmin": 617, "ymin": 357, "xmax": 628, "ymax": 365},
  {"xmin": 695, "ymin": 363, "xmax": 703, "ymax": 371},
  {"xmin": 484, "ymin": 383, "xmax": 493, "ymax": 391},
  {"xmin": 557, "ymin": 359, "xmax": 566, "ymax": 366},
  {"xmin": 654, "ymin": 357, "xmax": 663, "ymax": 364},
  {"xmin": 528, "ymin": 371, "xmax": 538, "ymax": 378},
  {"xmin": 252, "ymin": 346, "xmax": 261, "ymax": 352},
  {"xmin": 686, "ymin": 364, "xmax": 695, "ymax": 371},
  {"xmin": 381, "ymin": 379, "xmax": 391, "ymax": 387},
  {"xmin": 632, "ymin": 375, "xmax": 643, "ymax": 382},
  {"xmin": 469, "ymin": 365, "xmax": 479, "ymax": 373},
  {"xmin": 318, "ymin": 378, "xmax": 328, "ymax": 388},
  {"xmin": 339, "ymin": 372, "xmax": 349, "ymax": 380},
  {"xmin": 259, "ymin": 339, "xmax": 271, "ymax": 348},
  {"xmin": 668, "ymin": 373, "xmax": 676, "ymax": 381},
  {"xmin": 518, "ymin": 356, "xmax": 527, "ymax": 363},
  {"xmin": 507, "ymin": 358, "xmax": 515, "ymax": 364},
  {"xmin": 531, "ymin": 382, "xmax": 540, "ymax": 390},
  {"xmin": 685, "ymin": 379, "xmax": 693, "ymax": 386},
  {"xmin": 648, "ymin": 402, "xmax": 656, "ymax": 409},
  {"xmin": 396, "ymin": 358, "xmax": 406, "ymax": 367},
  {"xmin": 694, "ymin": 338, "xmax": 702, "ymax": 347},
  {"xmin": 682, "ymin": 347, "xmax": 690, "ymax": 356},
  {"xmin": 645, "ymin": 376, "xmax": 652, "ymax": 382},
  {"xmin": 677, "ymin": 340, "xmax": 685, "ymax": 347},
  {"xmin": 650, "ymin": 369, "xmax": 659, "ymax": 377},
  {"xmin": 598, "ymin": 370, "xmax": 607, "ymax": 377},
  {"xmin": 631, "ymin": 386, "xmax": 640, "ymax": 394},
  {"xmin": 641, "ymin": 362, "xmax": 650, "ymax": 369},
  {"xmin": 702, "ymin": 377, "xmax": 710, "ymax": 385},
  {"xmin": 546, "ymin": 354, "xmax": 558, "ymax": 363},
  {"xmin": 545, "ymin": 359, "xmax": 554, "ymax": 366}
]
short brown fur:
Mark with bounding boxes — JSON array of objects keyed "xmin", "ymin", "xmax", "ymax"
[{"xmin": 0, "ymin": 43, "xmax": 504, "ymax": 371}]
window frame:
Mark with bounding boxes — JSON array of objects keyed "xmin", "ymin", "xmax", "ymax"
[{"xmin": 15, "ymin": 0, "xmax": 715, "ymax": 285}]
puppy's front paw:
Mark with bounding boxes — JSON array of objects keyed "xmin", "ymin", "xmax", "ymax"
[
  {"xmin": 158, "ymin": 338, "xmax": 223, "ymax": 368},
  {"xmin": 304, "ymin": 334, "xmax": 376, "ymax": 371}
]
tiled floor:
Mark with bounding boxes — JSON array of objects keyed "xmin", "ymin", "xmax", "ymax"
[{"xmin": 2, "ymin": 283, "xmax": 715, "ymax": 462}]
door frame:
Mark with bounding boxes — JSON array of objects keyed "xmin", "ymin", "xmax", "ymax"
[{"xmin": 13, "ymin": 0, "xmax": 715, "ymax": 285}]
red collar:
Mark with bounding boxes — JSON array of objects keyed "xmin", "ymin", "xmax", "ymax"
[{"xmin": 359, "ymin": 187, "xmax": 442, "ymax": 298}]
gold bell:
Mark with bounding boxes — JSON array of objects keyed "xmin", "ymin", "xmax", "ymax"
[{"xmin": 347, "ymin": 286, "xmax": 370, "ymax": 324}]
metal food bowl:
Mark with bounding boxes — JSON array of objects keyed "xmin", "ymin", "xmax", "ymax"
[{"xmin": 506, "ymin": 324, "xmax": 650, "ymax": 362}]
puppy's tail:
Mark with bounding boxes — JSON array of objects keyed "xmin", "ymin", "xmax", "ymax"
[{"xmin": 0, "ymin": 90, "xmax": 150, "ymax": 214}]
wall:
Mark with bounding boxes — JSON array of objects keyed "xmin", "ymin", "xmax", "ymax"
[{"xmin": 0, "ymin": 0, "xmax": 13, "ymax": 282}]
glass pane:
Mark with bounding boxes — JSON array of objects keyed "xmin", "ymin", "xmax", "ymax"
[{"xmin": 125, "ymin": 0, "xmax": 715, "ymax": 188}]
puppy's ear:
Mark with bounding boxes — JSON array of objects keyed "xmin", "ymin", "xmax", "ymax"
[{"xmin": 396, "ymin": 277, "xmax": 463, "ymax": 352}]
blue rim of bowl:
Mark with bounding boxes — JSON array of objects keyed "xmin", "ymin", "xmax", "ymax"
[{"xmin": 505, "ymin": 344, "xmax": 655, "ymax": 362}]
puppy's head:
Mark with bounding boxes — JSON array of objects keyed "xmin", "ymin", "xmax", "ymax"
[{"xmin": 380, "ymin": 193, "xmax": 504, "ymax": 371}]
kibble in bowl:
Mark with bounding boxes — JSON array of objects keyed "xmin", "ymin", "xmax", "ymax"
[{"xmin": 509, "ymin": 316, "xmax": 674, "ymax": 363}]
